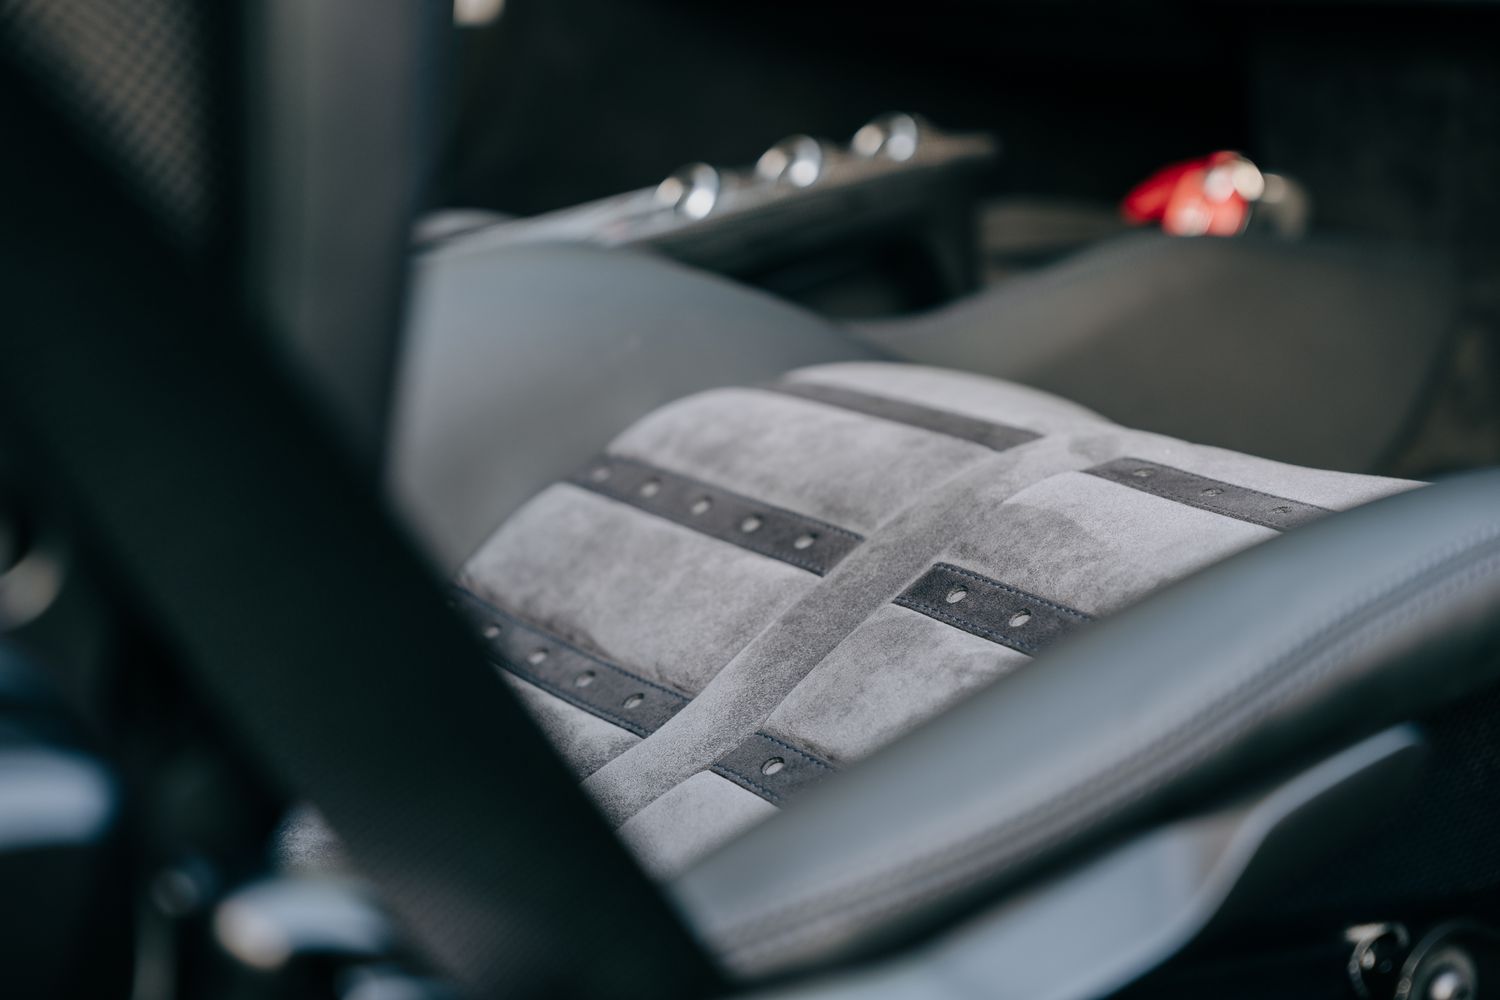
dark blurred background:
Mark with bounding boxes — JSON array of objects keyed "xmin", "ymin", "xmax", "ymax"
[{"xmin": 439, "ymin": 0, "xmax": 1500, "ymax": 250}]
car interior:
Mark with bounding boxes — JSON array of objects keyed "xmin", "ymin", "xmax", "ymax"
[{"xmin": 2, "ymin": 1, "xmax": 1500, "ymax": 999}]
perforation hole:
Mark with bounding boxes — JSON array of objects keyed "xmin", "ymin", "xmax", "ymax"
[
  {"xmin": 793, "ymin": 533, "xmax": 817, "ymax": 550},
  {"xmin": 690, "ymin": 496, "xmax": 713, "ymax": 516},
  {"xmin": 1132, "ymin": 467, "xmax": 1156, "ymax": 478},
  {"xmin": 1008, "ymin": 609, "xmax": 1032, "ymax": 628},
  {"xmin": 761, "ymin": 757, "xmax": 786, "ymax": 776},
  {"xmin": 639, "ymin": 479, "xmax": 661, "ymax": 498},
  {"xmin": 527, "ymin": 648, "xmax": 549, "ymax": 665},
  {"xmin": 574, "ymin": 671, "xmax": 596, "ymax": 688},
  {"xmin": 740, "ymin": 515, "xmax": 763, "ymax": 533},
  {"xmin": 622, "ymin": 693, "xmax": 645, "ymax": 709},
  {"xmin": 1200, "ymin": 487, "xmax": 1224, "ymax": 497},
  {"xmin": 945, "ymin": 586, "xmax": 968, "ymax": 604},
  {"xmin": 481, "ymin": 624, "xmax": 501, "ymax": 639},
  {"xmin": 589, "ymin": 465, "xmax": 611, "ymax": 483}
]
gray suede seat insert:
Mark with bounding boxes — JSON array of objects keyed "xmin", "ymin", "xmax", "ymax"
[{"xmin": 456, "ymin": 361, "xmax": 1417, "ymax": 878}]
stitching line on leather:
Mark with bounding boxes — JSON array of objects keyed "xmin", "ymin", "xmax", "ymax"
[
  {"xmin": 725, "ymin": 533, "xmax": 1500, "ymax": 957},
  {"xmin": 712, "ymin": 526, "xmax": 1500, "ymax": 965},
  {"xmin": 707, "ymin": 534, "xmax": 834, "ymax": 576},
  {"xmin": 751, "ymin": 731, "xmax": 835, "ymax": 771},
  {"xmin": 725, "ymin": 537, "xmax": 1500, "ymax": 961},
  {"xmin": 712, "ymin": 764, "xmax": 786, "ymax": 804},
  {"xmin": 893, "ymin": 597, "xmax": 1043, "ymax": 654},
  {"xmin": 1117, "ymin": 459, "xmax": 1330, "ymax": 510}
]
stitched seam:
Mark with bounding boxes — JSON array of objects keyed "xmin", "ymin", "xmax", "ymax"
[
  {"xmin": 931, "ymin": 563, "xmax": 1095, "ymax": 621},
  {"xmin": 725, "ymin": 534, "xmax": 1500, "ymax": 952},
  {"xmin": 1105, "ymin": 476, "xmax": 1302, "ymax": 531},
  {"xmin": 895, "ymin": 597, "xmax": 1044, "ymax": 654},
  {"xmin": 1090, "ymin": 459, "xmax": 1330, "ymax": 529},
  {"xmin": 712, "ymin": 735, "xmax": 837, "ymax": 806},
  {"xmin": 713, "ymin": 764, "xmax": 786, "ymax": 804},
  {"xmin": 727, "ymin": 548, "xmax": 1500, "ymax": 964},
  {"xmin": 728, "ymin": 549, "xmax": 1500, "ymax": 963},
  {"xmin": 573, "ymin": 483, "xmax": 841, "ymax": 576},
  {"xmin": 1134, "ymin": 460, "xmax": 1329, "ymax": 508},
  {"xmin": 455, "ymin": 588, "xmax": 688, "ymax": 702},
  {"xmin": 600, "ymin": 454, "xmax": 865, "ymax": 542},
  {"xmin": 750, "ymin": 732, "xmax": 836, "ymax": 772},
  {"xmin": 1095, "ymin": 457, "xmax": 1333, "ymax": 510},
  {"xmin": 708, "ymin": 530, "xmax": 836, "ymax": 576},
  {"xmin": 714, "ymin": 527, "xmax": 1500, "ymax": 960},
  {"xmin": 497, "ymin": 663, "xmax": 654, "ymax": 738}
]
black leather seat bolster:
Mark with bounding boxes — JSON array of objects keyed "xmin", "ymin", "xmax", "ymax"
[
  {"xmin": 390, "ymin": 244, "xmax": 878, "ymax": 568},
  {"xmin": 671, "ymin": 469, "xmax": 1500, "ymax": 980},
  {"xmin": 855, "ymin": 234, "xmax": 1458, "ymax": 474}
]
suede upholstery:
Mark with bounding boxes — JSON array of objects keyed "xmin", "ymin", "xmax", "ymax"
[{"xmin": 458, "ymin": 362, "xmax": 1419, "ymax": 874}]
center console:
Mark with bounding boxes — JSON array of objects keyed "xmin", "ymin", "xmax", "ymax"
[{"xmin": 421, "ymin": 113, "xmax": 999, "ymax": 312}]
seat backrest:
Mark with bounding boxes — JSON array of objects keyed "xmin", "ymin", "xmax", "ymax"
[{"xmin": 1, "ymin": 0, "xmax": 442, "ymax": 461}]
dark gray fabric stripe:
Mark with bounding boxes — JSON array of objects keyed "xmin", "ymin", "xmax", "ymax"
[
  {"xmin": 895, "ymin": 563, "xmax": 1093, "ymax": 656},
  {"xmin": 1087, "ymin": 457, "xmax": 1330, "ymax": 531},
  {"xmin": 712, "ymin": 732, "xmax": 836, "ymax": 806},
  {"xmin": 770, "ymin": 379, "xmax": 1041, "ymax": 452},
  {"xmin": 450, "ymin": 588, "xmax": 689, "ymax": 737},
  {"xmin": 569, "ymin": 455, "xmax": 863, "ymax": 575},
  {"xmin": 452, "ymin": 587, "xmax": 836, "ymax": 806}
]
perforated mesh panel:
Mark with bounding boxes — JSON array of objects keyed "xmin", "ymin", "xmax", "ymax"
[{"xmin": 0, "ymin": 0, "xmax": 214, "ymax": 246}]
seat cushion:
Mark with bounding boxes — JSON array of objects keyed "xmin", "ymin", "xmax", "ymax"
[{"xmin": 455, "ymin": 362, "xmax": 1417, "ymax": 876}]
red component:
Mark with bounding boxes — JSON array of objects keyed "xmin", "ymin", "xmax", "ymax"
[{"xmin": 1122, "ymin": 151, "xmax": 1262, "ymax": 237}]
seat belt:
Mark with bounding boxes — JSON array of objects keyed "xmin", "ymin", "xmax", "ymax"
[{"xmin": 0, "ymin": 58, "xmax": 720, "ymax": 1000}]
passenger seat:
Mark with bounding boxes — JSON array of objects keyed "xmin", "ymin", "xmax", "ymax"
[{"xmin": 451, "ymin": 361, "xmax": 1417, "ymax": 875}]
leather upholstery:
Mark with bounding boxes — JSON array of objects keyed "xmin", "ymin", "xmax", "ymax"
[
  {"xmin": 393, "ymin": 234, "xmax": 1456, "ymax": 568},
  {"xmin": 399, "ymin": 236, "xmax": 1481, "ymax": 986},
  {"xmin": 391, "ymin": 245, "xmax": 877, "ymax": 568},
  {"xmin": 673, "ymin": 468, "xmax": 1500, "ymax": 976}
]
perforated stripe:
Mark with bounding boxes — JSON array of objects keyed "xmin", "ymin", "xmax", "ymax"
[
  {"xmin": 450, "ymin": 588, "xmax": 689, "ymax": 737},
  {"xmin": 769, "ymin": 379, "xmax": 1041, "ymax": 452},
  {"xmin": 454, "ymin": 587, "xmax": 836, "ymax": 807},
  {"xmin": 1087, "ymin": 457, "xmax": 1330, "ymax": 531},
  {"xmin": 713, "ymin": 731, "xmax": 836, "ymax": 806},
  {"xmin": 570, "ymin": 455, "xmax": 863, "ymax": 575},
  {"xmin": 895, "ymin": 563, "xmax": 1093, "ymax": 656}
]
